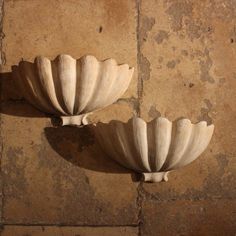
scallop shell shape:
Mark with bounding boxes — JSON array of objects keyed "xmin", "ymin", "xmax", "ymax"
[
  {"xmin": 12, "ymin": 54, "xmax": 134, "ymax": 126},
  {"xmin": 94, "ymin": 117, "xmax": 214, "ymax": 182}
]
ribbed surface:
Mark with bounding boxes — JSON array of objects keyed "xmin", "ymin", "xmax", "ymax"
[
  {"xmin": 13, "ymin": 54, "xmax": 134, "ymax": 116},
  {"xmin": 95, "ymin": 117, "xmax": 214, "ymax": 173}
]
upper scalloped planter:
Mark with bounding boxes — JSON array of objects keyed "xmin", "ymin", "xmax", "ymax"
[
  {"xmin": 12, "ymin": 54, "xmax": 134, "ymax": 126},
  {"xmin": 94, "ymin": 117, "xmax": 214, "ymax": 182}
]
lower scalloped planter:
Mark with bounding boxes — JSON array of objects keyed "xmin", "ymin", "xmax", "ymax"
[{"xmin": 94, "ymin": 117, "xmax": 214, "ymax": 182}]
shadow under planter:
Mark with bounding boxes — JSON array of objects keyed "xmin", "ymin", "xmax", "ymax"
[
  {"xmin": 44, "ymin": 125, "xmax": 140, "ymax": 181},
  {"xmin": 0, "ymin": 71, "xmax": 139, "ymax": 181}
]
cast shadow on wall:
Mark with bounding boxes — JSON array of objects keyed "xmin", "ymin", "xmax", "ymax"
[
  {"xmin": 0, "ymin": 71, "xmax": 140, "ymax": 181},
  {"xmin": 0, "ymin": 72, "xmax": 46, "ymax": 117},
  {"xmin": 44, "ymin": 125, "xmax": 140, "ymax": 181}
]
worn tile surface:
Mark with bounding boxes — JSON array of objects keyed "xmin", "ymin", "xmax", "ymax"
[
  {"xmin": 138, "ymin": 1, "xmax": 236, "ymax": 234},
  {"xmin": 139, "ymin": 0, "xmax": 236, "ymax": 201},
  {"xmin": 141, "ymin": 199, "xmax": 236, "ymax": 236},
  {"xmin": 2, "ymin": 0, "xmax": 138, "ymax": 120},
  {"xmin": 1, "ymin": 0, "xmax": 139, "ymax": 225},
  {"xmin": 139, "ymin": 0, "xmax": 236, "ymax": 121},
  {"xmin": 1, "ymin": 226, "xmax": 138, "ymax": 236},
  {"xmin": 1, "ymin": 102, "xmax": 138, "ymax": 224},
  {"xmin": 1, "ymin": 0, "xmax": 236, "ymax": 235}
]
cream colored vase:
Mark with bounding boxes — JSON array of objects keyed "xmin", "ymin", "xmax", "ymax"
[
  {"xmin": 12, "ymin": 54, "xmax": 134, "ymax": 126},
  {"xmin": 94, "ymin": 117, "xmax": 214, "ymax": 182}
]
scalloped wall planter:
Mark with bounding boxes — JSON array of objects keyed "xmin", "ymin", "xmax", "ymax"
[
  {"xmin": 12, "ymin": 54, "xmax": 134, "ymax": 126},
  {"xmin": 94, "ymin": 117, "xmax": 214, "ymax": 182},
  {"xmin": 12, "ymin": 53, "xmax": 214, "ymax": 184}
]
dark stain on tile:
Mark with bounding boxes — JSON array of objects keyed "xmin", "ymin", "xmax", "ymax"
[
  {"xmin": 99, "ymin": 26, "xmax": 103, "ymax": 33},
  {"xmin": 181, "ymin": 50, "xmax": 188, "ymax": 56},
  {"xmin": 155, "ymin": 30, "xmax": 169, "ymax": 44},
  {"xmin": 189, "ymin": 82, "xmax": 194, "ymax": 88},
  {"xmin": 185, "ymin": 19, "xmax": 212, "ymax": 41},
  {"xmin": 199, "ymin": 48, "xmax": 215, "ymax": 83},
  {"xmin": 206, "ymin": 0, "xmax": 236, "ymax": 21},
  {"xmin": 3, "ymin": 147, "xmax": 28, "ymax": 200},
  {"xmin": 166, "ymin": 1, "xmax": 192, "ymax": 32},
  {"xmin": 185, "ymin": 18, "xmax": 202, "ymax": 40},
  {"xmin": 117, "ymin": 96, "xmax": 139, "ymax": 114},
  {"xmin": 140, "ymin": 16, "xmax": 155, "ymax": 43},
  {"xmin": 158, "ymin": 56, "xmax": 164, "ymax": 63},
  {"xmin": 148, "ymin": 106, "xmax": 161, "ymax": 119},
  {"xmin": 198, "ymin": 98, "xmax": 213, "ymax": 124},
  {"xmin": 166, "ymin": 60, "xmax": 176, "ymax": 69},
  {"xmin": 229, "ymin": 26, "xmax": 236, "ymax": 44},
  {"xmin": 202, "ymin": 153, "xmax": 235, "ymax": 199},
  {"xmin": 166, "ymin": 1, "xmax": 215, "ymax": 42},
  {"xmin": 215, "ymin": 154, "xmax": 229, "ymax": 174},
  {"xmin": 140, "ymin": 53, "xmax": 151, "ymax": 80}
]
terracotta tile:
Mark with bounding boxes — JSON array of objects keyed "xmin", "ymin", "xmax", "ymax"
[
  {"xmin": 2, "ymin": 0, "xmax": 138, "ymax": 120},
  {"xmin": 1, "ymin": 226, "xmax": 138, "ymax": 236},
  {"xmin": 1, "ymin": 102, "xmax": 138, "ymax": 224},
  {"xmin": 141, "ymin": 199, "xmax": 236, "ymax": 236},
  {"xmin": 138, "ymin": 0, "xmax": 236, "ymax": 199}
]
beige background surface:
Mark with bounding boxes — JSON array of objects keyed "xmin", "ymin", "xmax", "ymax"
[{"xmin": 0, "ymin": 0, "xmax": 236, "ymax": 235}]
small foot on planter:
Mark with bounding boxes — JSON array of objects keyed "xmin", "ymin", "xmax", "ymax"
[
  {"xmin": 142, "ymin": 172, "xmax": 169, "ymax": 183},
  {"xmin": 58, "ymin": 113, "xmax": 91, "ymax": 126}
]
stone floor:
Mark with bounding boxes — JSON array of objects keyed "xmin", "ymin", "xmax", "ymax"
[{"xmin": 0, "ymin": 0, "xmax": 236, "ymax": 235}]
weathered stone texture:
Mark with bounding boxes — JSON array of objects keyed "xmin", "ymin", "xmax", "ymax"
[
  {"xmin": 140, "ymin": 0, "xmax": 236, "ymax": 122},
  {"xmin": 141, "ymin": 200, "xmax": 236, "ymax": 236},
  {"xmin": 1, "ymin": 226, "xmax": 138, "ymax": 236},
  {"xmin": 1, "ymin": 0, "xmax": 139, "ymax": 225},
  {"xmin": 0, "ymin": 0, "xmax": 236, "ymax": 234},
  {"xmin": 1, "ymin": 102, "xmax": 138, "ymax": 224},
  {"xmin": 139, "ymin": 0, "xmax": 236, "ymax": 200},
  {"xmin": 137, "ymin": 0, "xmax": 236, "ymax": 234},
  {"xmin": 2, "ymin": 0, "xmax": 138, "ymax": 120}
]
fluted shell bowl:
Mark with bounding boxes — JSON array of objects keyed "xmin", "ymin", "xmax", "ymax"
[
  {"xmin": 94, "ymin": 117, "xmax": 214, "ymax": 182},
  {"xmin": 12, "ymin": 54, "xmax": 134, "ymax": 126}
]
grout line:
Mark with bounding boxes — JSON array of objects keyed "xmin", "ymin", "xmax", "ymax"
[
  {"xmin": 0, "ymin": 0, "xmax": 5, "ymax": 67},
  {"xmin": 0, "ymin": 98, "xmax": 27, "ymax": 104},
  {"xmin": 0, "ymin": 0, "xmax": 5, "ymax": 228},
  {"xmin": 136, "ymin": 0, "xmax": 142, "ymax": 118},
  {"xmin": 1, "ymin": 223, "xmax": 139, "ymax": 227},
  {"xmin": 135, "ymin": 1, "xmax": 144, "ymax": 235},
  {"xmin": 137, "ymin": 182, "xmax": 144, "ymax": 236}
]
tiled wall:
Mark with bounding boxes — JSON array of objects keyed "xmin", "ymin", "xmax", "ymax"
[{"xmin": 0, "ymin": 0, "xmax": 236, "ymax": 235}]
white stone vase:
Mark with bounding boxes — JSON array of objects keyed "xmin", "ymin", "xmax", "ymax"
[
  {"xmin": 94, "ymin": 117, "xmax": 214, "ymax": 182},
  {"xmin": 12, "ymin": 54, "xmax": 134, "ymax": 126}
]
